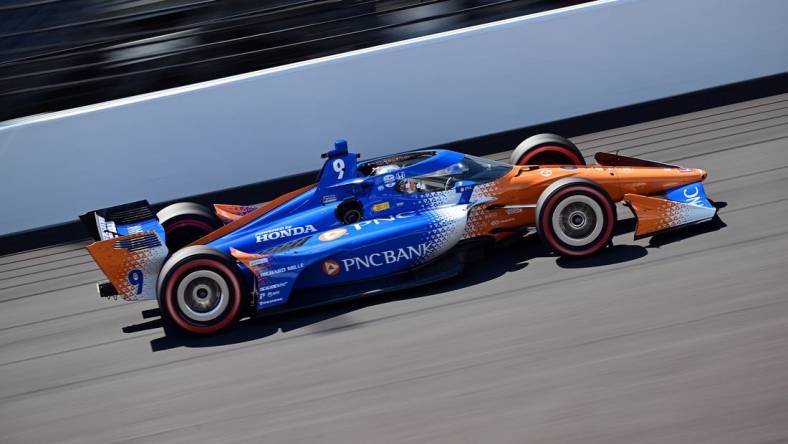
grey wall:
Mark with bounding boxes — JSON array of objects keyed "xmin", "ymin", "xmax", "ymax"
[{"xmin": 1, "ymin": 0, "xmax": 787, "ymax": 236}]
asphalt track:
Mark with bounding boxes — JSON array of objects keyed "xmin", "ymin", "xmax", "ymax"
[{"xmin": 1, "ymin": 94, "xmax": 787, "ymax": 443}]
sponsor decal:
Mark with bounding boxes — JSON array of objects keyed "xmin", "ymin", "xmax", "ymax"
[
  {"xmin": 319, "ymin": 228, "xmax": 348, "ymax": 242},
  {"xmin": 323, "ymin": 259, "xmax": 341, "ymax": 276},
  {"xmin": 505, "ymin": 208, "xmax": 523, "ymax": 215},
  {"xmin": 250, "ymin": 257, "xmax": 269, "ymax": 266},
  {"xmin": 259, "ymin": 282, "xmax": 287, "ymax": 291},
  {"xmin": 679, "ymin": 168, "xmax": 692, "ymax": 173},
  {"xmin": 377, "ymin": 185, "xmax": 385, "ymax": 191},
  {"xmin": 322, "ymin": 194, "xmax": 338, "ymax": 204},
  {"xmin": 491, "ymin": 217, "xmax": 515, "ymax": 226},
  {"xmin": 341, "ymin": 242, "xmax": 432, "ymax": 272},
  {"xmin": 255, "ymin": 225, "xmax": 317, "ymax": 243},
  {"xmin": 372, "ymin": 201, "xmax": 390, "ymax": 212},
  {"xmin": 259, "ymin": 262, "xmax": 304, "ymax": 277},
  {"xmin": 539, "ymin": 169, "xmax": 552, "ymax": 177},
  {"xmin": 260, "ymin": 267, "xmax": 286, "ymax": 277},
  {"xmin": 383, "ymin": 174, "xmax": 396, "ymax": 187},
  {"xmin": 560, "ymin": 166, "xmax": 578, "ymax": 170},
  {"xmin": 350, "ymin": 211, "xmax": 417, "ymax": 231},
  {"xmin": 259, "ymin": 297, "xmax": 284, "ymax": 306}
]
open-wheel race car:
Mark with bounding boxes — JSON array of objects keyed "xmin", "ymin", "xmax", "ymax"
[{"xmin": 80, "ymin": 134, "xmax": 717, "ymax": 334}]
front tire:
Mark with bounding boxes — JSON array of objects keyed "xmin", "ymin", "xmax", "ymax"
[
  {"xmin": 536, "ymin": 182, "xmax": 615, "ymax": 257},
  {"xmin": 510, "ymin": 133, "xmax": 585, "ymax": 166},
  {"xmin": 157, "ymin": 246, "xmax": 248, "ymax": 334}
]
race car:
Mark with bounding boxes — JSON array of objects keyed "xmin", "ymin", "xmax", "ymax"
[{"xmin": 80, "ymin": 134, "xmax": 717, "ymax": 334}]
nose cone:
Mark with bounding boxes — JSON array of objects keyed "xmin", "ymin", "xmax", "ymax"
[{"xmin": 680, "ymin": 167, "xmax": 707, "ymax": 182}]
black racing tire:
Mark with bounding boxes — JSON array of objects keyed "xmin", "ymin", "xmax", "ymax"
[
  {"xmin": 535, "ymin": 179, "xmax": 615, "ymax": 257},
  {"xmin": 510, "ymin": 133, "xmax": 586, "ymax": 166},
  {"xmin": 157, "ymin": 245, "xmax": 249, "ymax": 335},
  {"xmin": 157, "ymin": 202, "xmax": 222, "ymax": 253}
]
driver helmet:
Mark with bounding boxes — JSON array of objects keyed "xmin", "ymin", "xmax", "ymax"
[{"xmin": 443, "ymin": 162, "xmax": 466, "ymax": 176}]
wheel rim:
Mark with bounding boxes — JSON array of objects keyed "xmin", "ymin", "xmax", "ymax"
[
  {"xmin": 551, "ymin": 195, "xmax": 604, "ymax": 247},
  {"xmin": 343, "ymin": 209, "xmax": 362, "ymax": 224},
  {"xmin": 176, "ymin": 269, "xmax": 230, "ymax": 322}
]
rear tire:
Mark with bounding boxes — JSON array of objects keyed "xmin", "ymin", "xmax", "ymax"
[
  {"xmin": 157, "ymin": 246, "xmax": 248, "ymax": 334},
  {"xmin": 157, "ymin": 202, "xmax": 222, "ymax": 252},
  {"xmin": 536, "ymin": 181, "xmax": 615, "ymax": 257},
  {"xmin": 510, "ymin": 133, "xmax": 585, "ymax": 166}
]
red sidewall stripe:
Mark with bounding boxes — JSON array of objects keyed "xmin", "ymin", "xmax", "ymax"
[
  {"xmin": 163, "ymin": 258, "xmax": 242, "ymax": 334},
  {"xmin": 164, "ymin": 219, "xmax": 215, "ymax": 235},
  {"xmin": 517, "ymin": 145, "xmax": 584, "ymax": 166},
  {"xmin": 540, "ymin": 186, "xmax": 615, "ymax": 257}
]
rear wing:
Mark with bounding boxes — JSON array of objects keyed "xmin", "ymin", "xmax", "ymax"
[
  {"xmin": 80, "ymin": 200, "xmax": 168, "ymax": 300},
  {"xmin": 79, "ymin": 200, "xmax": 162, "ymax": 241}
]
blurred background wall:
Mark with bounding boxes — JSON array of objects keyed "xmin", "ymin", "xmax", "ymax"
[{"xmin": 1, "ymin": 0, "xmax": 787, "ymax": 236}]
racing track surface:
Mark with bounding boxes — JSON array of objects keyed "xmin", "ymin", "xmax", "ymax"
[{"xmin": 1, "ymin": 94, "xmax": 788, "ymax": 443}]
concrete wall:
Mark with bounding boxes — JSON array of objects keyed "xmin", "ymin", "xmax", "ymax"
[{"xmin": 1, "ymin": 0, "xmax": 787, "ymax": 235}]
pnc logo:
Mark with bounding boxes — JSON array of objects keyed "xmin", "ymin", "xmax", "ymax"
[
  {"xmin": 319, "ymin": 228, "xmax": 348, "ymax": 242},
  {"xmin": 322, "ymin": 259, "xmax": 341, "ymax": 276},
  {"xmin": 340, "ymin": 242, "xmax": 432, "ymax": 272},
  {"xmin": 682, "ymin": 186, "xmax": 704, "ymax": 207},
  {"xmin": 350, "ymin": 211, "xmax": 416, "ymax": 231}
]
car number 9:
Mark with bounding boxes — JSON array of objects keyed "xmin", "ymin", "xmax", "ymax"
[{"xmin": 333, "ymin": 159, "xmax": 345, "ymax": 180}]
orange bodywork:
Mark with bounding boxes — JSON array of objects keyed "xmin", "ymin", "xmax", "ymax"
[
  {"xmin": 85, "ymin": 231, "xmax": 168, "ymax": 301},
  {"xmin": 464, "ymin": 163, "xmax": 707, "ymax": 240},
  {"xmin": 190, "ymin": 183, "xmax": 317, "ymax": 246},
  {"xmin": 213, "ymin": 203, "xmax": 263, "ymax": 224},
  {"xmin": 625, "ymin": 193, "xmax": 715, "ymax": 239},
  {"xmin": 196, "ymin": 160, "xmax": 706, "ymax": 245}
]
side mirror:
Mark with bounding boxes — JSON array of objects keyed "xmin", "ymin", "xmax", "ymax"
[{"xmin": 454, "ymin": 180, "xmax": 476, "ymax": 204}]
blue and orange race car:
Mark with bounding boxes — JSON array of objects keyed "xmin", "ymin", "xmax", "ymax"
[{"xmin": 81, "ymin": 135, "xmax": 717, "ymax": 334}]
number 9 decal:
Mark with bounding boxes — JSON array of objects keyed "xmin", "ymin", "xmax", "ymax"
[
  {"xmin": 333, "ymin": 158, "xmax": 345, "ymax": 180},
  {"xmin": 128, "ymin": 269, "xmax": 144, "ymax": 295}
]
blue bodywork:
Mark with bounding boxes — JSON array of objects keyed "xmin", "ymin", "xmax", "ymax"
[
  {"xmin": 204, "ymin": 141, "xmax": 487, "ymax": 311},
  {"xmin": 665, "ymin": 181, "xmax": 714, "ymax": 209}
]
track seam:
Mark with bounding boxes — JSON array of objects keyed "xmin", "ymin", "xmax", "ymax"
[
  {"xmin": 0, "ymin": 245, "xmax": 87, "ymax": 265},
  {"xmin": 573, "ymin": 95, "xmax": 788, "ymax": 144},
  {"xmin": 0, "ymin": 259, "xmax": 95, "ymax": 282},
  {"xmin": 0, "ymin": 304, "xmax": 140, "ymax": 332},
  {"xmin": 578, "ymin": 104, "xmax": 788, "ymax": 150},
  {"xmin": 0, "ymin": 251, "xmax": 90, "ymax": 273},
  {"xmin": 0, "ymin": 267, "xmax": 101, "ymax": 292},
  {"xmin": 579, "ymin": 114, "xmax": 788, "ymax": 156}
]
